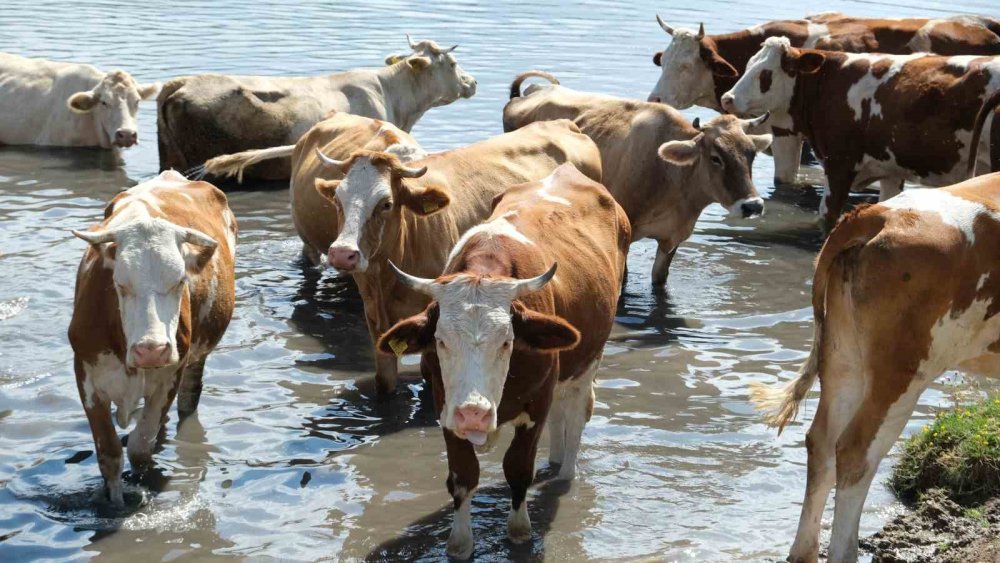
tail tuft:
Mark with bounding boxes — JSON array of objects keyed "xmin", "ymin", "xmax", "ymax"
[{"xmin": 750, "ymin": 326, "xmax": 821, "ymax": 434}]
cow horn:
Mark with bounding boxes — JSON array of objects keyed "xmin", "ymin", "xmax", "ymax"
[
  {"xmin": 741, "ymin": 112, "xmax": 770, "ymax": 130},
  {"xmin": 697, "ymin": 23, "xmax": 706, "ymax": 39},
  {"xmin": 179, "ymin": 227, "xmax": 218, "ymax": 250},
  {"xmin": 72, "ymin": 228, "xmax": 116, "ymax": 245},
  {"xmin": 406, "ymin": 33, "xmax": 419, "ymax": 50},
  {"xmin": 692, "ymin": 117, "xmax": 701, "ymax": 129},
  {"xmin": 655, "ymin": 14, "xmax": 674, "ymax": 35},
  {"xmin": 442, "ymin": 44, "xmax": 458, "ymax": 54},
  {"xmin": 315, "ymin": 148, "xmax": 348, "ymax": 170},
  {"xmin": 396, "ymin": 163, "xmax": 428, "ymax": 178},
  {"xmin": 513, "ymin": 263, "xmax": 558, "ymax": 298},
  {"xmin": 389, "ymin": 260, "xmax": 436, "ymax": 295}
]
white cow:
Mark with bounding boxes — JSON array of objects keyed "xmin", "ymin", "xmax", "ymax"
[{"xmin": 0, "ymin": 53, "xmax": 160, "ymax": 153}]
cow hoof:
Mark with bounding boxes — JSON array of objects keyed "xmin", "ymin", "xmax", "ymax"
[
  {"xmin": 446, "ymin": 531, "xmax": 474, "ymax": 560},
  {"xmin": 107, "ymin": 482, "xmax": 125, "ymax": 508},
  {"xmin": 507, "ymin": 504, "xmax": 532, "ymax": 543},
  {"xmin": 556, "ymin": 464, "xmax": 576, "ymax": 481}
]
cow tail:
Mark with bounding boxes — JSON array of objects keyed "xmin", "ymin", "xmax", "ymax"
[
  {"xmin": 197, "ymin": 145, "xmax": 296, "ymax": 182},
  {"xmin": 750, "ymin": 205, "xmax": 886, "ymax": 434},
  {"xmin": 967, "ymin": 89, "xmax": 1000, "ymax": 177},
  {"xmin": 508, "ymin": 70, "xmax": 560, "ymax": 100}
]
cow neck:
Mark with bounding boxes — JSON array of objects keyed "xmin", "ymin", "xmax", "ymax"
[
  {"xmin": 376, "ymin": 64, "xmax": 431, "ymax": 133},
  {"xmin": 708, "ymin": 31, "xmax": 754, "ymax": 102},
  {"xmin": 789, "ymin": 65, "xmax": 828, "ymax": 162}
]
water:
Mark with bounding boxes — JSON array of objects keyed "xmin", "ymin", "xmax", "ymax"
[{"xmin": 1, "ymin": 1, "xmax": 998, "ymax": 561}]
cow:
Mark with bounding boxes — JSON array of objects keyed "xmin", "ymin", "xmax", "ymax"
[
  {"xmin": 750, "ymin": 174, "xmax": 1000, "ymax": 563},
  {"xmin": 197, "ymin": 112, "xmax": 424, "ymax": 265},
  {"xmin": 157, "ymin": 36, "xmax": 475, "ymax": 182},
  {"xmin": 69, "ymin": 170, "xmax": 237, "ymax": 507},
  {"xmin": 720, "ymin": 37, "xmax": 1000, "ymax": 230},
  {"xmin": 377, "ymin": 163, "xmax": 630, "ymax": 559},
  {"xmin": 648, "ymin": 13, "xmax": 1000, "ymax": 184},
  {"xmin": 0, "ymin": 53, "xmax": 160, "ymax": 154},
  {"xmin": 503, "ymin": 71, "xmax": 772, "ymax": 286},
  {"xmin": 312, "ymin": 119, "xmax": 601, "ymax": 395}
]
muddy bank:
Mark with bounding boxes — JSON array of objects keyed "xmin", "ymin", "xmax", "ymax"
[{"xmin": 862, "ymin": 489, "xmax": 1000, "ymax": 562}]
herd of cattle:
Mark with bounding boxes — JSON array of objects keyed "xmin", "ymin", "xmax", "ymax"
[{"xmin": 5, "ymin": 11, "xmax": 1000, "ymax": 562}]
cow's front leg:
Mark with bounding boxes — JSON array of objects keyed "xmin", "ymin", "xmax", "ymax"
[
  {"xmin": 127, "ymin": 372, "xmax": 180, "ymax": 473},
  {"xmin": 820, "ymin": 168, "xmax": 856, "ymax": 233},
  {"xmin": 651, "ymin": 240, "xmax": 677, "ymax": 288},
  {"xmin": 374, "ymin": 349, "xmax": 399, "ymax": 396},
  {"xmin": 504, "ymin": 417, "xmax": 544, "ymax": 543},
  {"xmin": 444, "ymin": 429, "xmax": 479, "ymax": 560},
  {"xmin": 772, "ymin": 134, "xmax": 804, "ymax": 186},
  {"xmin": 79, "ymin": 385, "xmax": 125, "ymax": 507},
  {"xmin": 177, "ymin": 358, "xmax": 206, "ymax": 419}
]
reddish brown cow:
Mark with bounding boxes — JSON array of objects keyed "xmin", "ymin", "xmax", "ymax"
[
  {"xmin": 752, "ymin": 175, "xmax": 1000, "ymax": 562},
  {"xmin": 722, "ymin": 37, "xmax": 1000, "ymax": 229},
  {"xmin": 378, "ymin": 164, "xmax": 630, "ymax": 558},
  {"xmin": 69, "ymin": 170, "xmax": 237, "ymax": 506}
]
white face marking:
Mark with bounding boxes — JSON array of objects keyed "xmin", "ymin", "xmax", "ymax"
[
  {"xmin": 72, "ymin": 73, "xmax": 146, "ymax": 148},
  {"xmin": 537, "ymin": 174, "xmax": 571, "ymax": 206},
  {"xmin": 803, "ymin": 22, "xmax": 829, "ymax": 48},
  {"xmin": 446, "ymin": 214, "xmax": 533, "ymax": 268},
  {"xmin": 844, "ymin": 53, "xmax": 926, "ymax": 121},
  {"xmin": 650, "ymin": 29, "xmax": 719, "ymax": 109},
  {"xmin": 724, "ymin": 37, "xmax": 796, "ymax": 116},
  {"xmin": 881, "ymin": 188, "xmax": 994, "ymax": 244},
  {"xmin": 329, "ymin": 158, "xmax": 392, "ymax": 272}
]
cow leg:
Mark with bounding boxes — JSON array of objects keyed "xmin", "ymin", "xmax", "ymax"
[
  {"xmin": 772, "ymin": 134, "xmax": 804, "ymax": 186},
  {"xmin": 445, "ymin": 430, "xmax": 479, "ymax": 560},
  {"xmin": 127, "ymin": 373, "xmax": 180, "ymax": 473},
  {"xmin": 556, "ymin": 360, "xmax": 599, "ymax": 481},
  {"xmin": 301, "ymin": 243, "xmax": 322, "ymax": 267},
  {"xmin": 504, "ymin": 419, "xmax": 544, "ymax": 543},
  {"xmin": 177, "ymin": 358, "xmax": 206, "ymax": 419},
  {"xmin": 547, "ymin": 396, "xmax": 566, "ymax": 467},
  {"xmin": 80, "ymin": 392, "xmax": 125, "ymax": 507},
  {"xmin": 827, "ymin": 377, "xmax": 925, "ymax": 563},
  {"xmin": 651, "ymin": 241, "xmax": 677, "ymax": 288},
  {"xmin": 374, "ymin": 352, "xmax": 399, "ymax": 396},
  {"xmin": 877, "ymin": 178, "xmax": 903, "ymax": 202},
  {"xmin": 820, "ymin": 170, "xmax": 856, "ymax": 233}
]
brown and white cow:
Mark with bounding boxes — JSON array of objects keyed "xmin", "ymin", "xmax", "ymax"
[
  {"xmin": 69, "ymin": 170, "xmax": 236, "ymax": 506},
  {"xmin": 158, "ymin": 36, "xmax": 474, "ymax": 181},
  {"xmin": 0, "ymin": 53, "xmax": 160, "ymax": 154},
  {"xmin": 377, "ymin": 164, "xmax": 630, "ymax": 558},
  {"xmin": 503, "ymin": 72, "xmax": 771, "ymax": 285},
  {"xmin": 313, "ymin": 120, "xmax": 601, "ymax": 395},
  {"xmin": 197, "ymin": 112, "xmax": 424, "ymax": 265},
  {"xmin": 721, "ymin": 37, "xmax": 1000, "ymax": 229},
  {"xmin": 648, "ymin": 13, "xmax": 1000, "ymax": 184},
  {"xmin": 751, "ymin": 175, "xmax": 1000, "ymax": 562}
]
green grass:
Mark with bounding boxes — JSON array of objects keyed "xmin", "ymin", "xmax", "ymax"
[{"xmin": 891, "ymin": 396, "xmax": 1000, "ymax": 505}]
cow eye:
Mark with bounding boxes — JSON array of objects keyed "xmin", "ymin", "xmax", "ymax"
[
  {"xmin": 711, "ymin": 154, "xmax": 724, "ymax": 166},
  {"xmin": 101, "ymin": 100, "xmax": 109, "ymax": 107},
  {"xmin": 436, "ymin": 338, "xmax": 448, "ymax": 351},
  {"xmin": 381, "ymin": 200, "xmax": 392, "ymax": 211}
]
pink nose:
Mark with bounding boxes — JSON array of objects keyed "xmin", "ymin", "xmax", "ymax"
[
  {"xmin": 130, "ymin": 341, "xmax": 171, "ymax": 368},
  {"xmin": 454, "ymin": 404, "xmax": 492, "ymax": 434},
  {"xmin": 328, "ymin": 247, "xmax": 360, "ymax": 270},
  {"xmin": 648, "ymin": 95, "xmax": 662, "ymax": 103},
  {"xmin": 114, "ymin": 129, "xmax": 137, "ymax": 147},
  {"xmin": 720, "ymin": 94, "xmax": 735, "ymax": 113}
]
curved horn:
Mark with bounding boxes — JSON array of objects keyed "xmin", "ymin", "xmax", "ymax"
[
  {"xmin": 389, "ymin": 260, "xmax": 436, "ymax": 295},
  {"xmin": 741, "ymin": 111, "xmax": 770, "ymax": 130},
  {"xmin": 179, "ymin": 226, "xmax": 218, "ymax": 250},
  {"xmin": 406, "ymin": 33, "xmax": 419, "ymax": 50},
  {"xmin": 72, "ymin": 228, "xmax": 116, "ymax": 245},
  {"xmin": 697, "ymin": 23, "xmax": 706, "ymax": 39},
  {"xmin": 513, "ymin": 263, "xmax": 558, "ymax": 298},
  {"xmin": 315, "ymin": 148, "xmax": 348, "ymax": 170},
  {"xmin": 442, "ymin": 44, "xmax": 458, "ymax": 54},
  {"xmin": 655, "ymin": 14, "xmax": 675, "ymax": 35},
  {"xmin": 396, "ymin": 163, "xmax": 428, "ymax": 178}
]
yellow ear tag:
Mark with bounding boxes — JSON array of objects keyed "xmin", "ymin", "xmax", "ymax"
[
  {"xmin": 422, "ymin": 201, "xmax": 439, "ymax": 214},
  {"xmin": 388, "ymin": 338, "xmax": 408, "ymax": 358}
]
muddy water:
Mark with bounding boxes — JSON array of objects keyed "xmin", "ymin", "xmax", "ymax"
[{"xmin": 1, "ymin": 1, "xmax": 999, "ymax": 561}]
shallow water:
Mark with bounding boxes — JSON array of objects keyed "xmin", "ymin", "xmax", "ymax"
[{"xmin": 1, "ymin": 1, "xmax": 998, "ymax": 561}]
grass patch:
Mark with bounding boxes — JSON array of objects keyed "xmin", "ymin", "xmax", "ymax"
[{"xmin": 890, "ymin": 396, "xmax": 1000, "ymax": 505}]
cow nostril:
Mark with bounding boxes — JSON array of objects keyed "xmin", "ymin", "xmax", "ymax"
[{"xmin": 742, "ymin": 202, "xmax": 764, "ymax": 218}]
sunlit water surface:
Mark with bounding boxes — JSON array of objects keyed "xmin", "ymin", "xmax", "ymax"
[{"xmin": 1, "ymin": 1, "xmax": 997, "ymax": 561}]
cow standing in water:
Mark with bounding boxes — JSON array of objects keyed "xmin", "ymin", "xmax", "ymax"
[
  {"xmin": 157, "ymin": 36, "xmax": 475, "ymax": 182},
  {"xmin": 69, "ymin": 171, "xmax": 236, "ymax": 506},
  {"xmin": 0, "ymin": 53, "xmax": 160, "ymax": 155},
  {"xmin": 379, "ymin": 164, "xmax": 629, "ymax": 559},
  {"xmin": 648, "ymin": 13, "xmax": 1000, "ymax": 184}
]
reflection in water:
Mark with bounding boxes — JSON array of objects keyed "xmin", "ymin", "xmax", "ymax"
[{"xmin": 1, "ymin": 0, "xmax": 999, "ymax": 561}]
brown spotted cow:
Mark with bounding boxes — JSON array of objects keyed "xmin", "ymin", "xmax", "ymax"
[
  {"xmin": 751, "ymin": 175, "xmax": 1000, "ymax": 562},
  {"xmin": 69, "ymin": 170, "xmax": 236, "ymax": 506},
  {"xmin": 378, "ymin": 164, "xmax": 630, "ymax": 558},
  {"xmin": 197, "ymin": 111, "xmax": 424, "ymax": 265},
  {"xmin": 313, "ymin": 120, "xmax": 602, "ymax": 395},
  {"xmin": 649, "ymin": 13, "xmax": 1000, "ymax": 184},
  {"xmin": 503, "ymin": 71, "xmax": 771, "ymax": 286},
  {"xmin": 721, "ymin": 37, "xmax": 1000, "ymax": 229}
]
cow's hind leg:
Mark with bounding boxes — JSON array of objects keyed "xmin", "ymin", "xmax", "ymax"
[
  {"xmin": 444, "ymin": 430, "xmax": 479, "ymax": 560},
  {"xmin": 177, "ymin": 358, "xmax": 206, "ymax": 419},
  {"xmin": 827, "ymin": 375, "xmax": 926, "ymax": 563},
  {"xmin": 505, "ymin": 418, "xmax": 544, "ymax": 543},
  {"xmin": 555, "ymin": 360, "xmax": 599, "ymax": 481},
  {"xmin": 127, "ymin": 374, "xmax": 180, "ymax": 473}
]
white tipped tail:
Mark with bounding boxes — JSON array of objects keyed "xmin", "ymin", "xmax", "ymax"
[
  {"xmin": 199, "ymin": 145, "xmax": 296, "ymax": 182},
  {"xmin": 750, "ymin": 323, "xmax": 820, "ymax": 434}
]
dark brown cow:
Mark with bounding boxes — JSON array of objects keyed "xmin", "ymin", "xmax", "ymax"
[
  {"xmin": 69, "ymin": 170, "xmax": 237, "ymax": 506},
  {"xmin": 314, "ymin": 120, "xmax": 602, "ymax": 395},
  {"xmin": 722, "ymin": 37, "xmax": 1000, "ymax": 229},
  {"xmin": 752, "ymin": 174, "xmax": 1000, "ymax": 562},
  {"xmin": 648, "ymin": 13, "xmax": 1000, "ymax": 184},
  {"xmin": 377, "ymin": 164, "xmax": 630, "ymax": 558}
]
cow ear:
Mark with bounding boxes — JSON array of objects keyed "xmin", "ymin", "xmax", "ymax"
[
  {"xmin": 707, "ymin": 56, "xmax": 739, "ymax": 77},
  {"xmin": 790, "ymin": 52, "xmax": 824, "ymax": 74},
  {"xmin": 406, "ymin": 56, "xmax": 432, "ymax": 72},
  {"xmin": 657, "ymin": 136, "xmax": 702, "ymax": 166},
  {"xmin": 67, "ymin": 90, "xmax": 98, "ymax": 113},
  {"xmin": 315, "ymin": 179, "xmax": 341, "ymax": 202},
  {"xmin": 137, "ymin": 82, "xmax": 162, "ymax": 100},
  {"xmin": 750, "ymin": 133, "xmax": 773, "ymax": 153},
  {"xmin": 653, "ymin": 51, "xmax": 663, "ymax": 67},
  {"xmin": 377, "ymin": 302, "xmax": 439, "ymax": 356},
  {"xmin": 397, "ymin": 182, "xmax": 450, "ymax": 216},
  {"xmin": 511, "ymin": 301, "xmax": 580, "ymax": 352},
  {"xmin": 489, "ymin": 191, "xmax": 506, "ymax": 213},
  {"xmin": 385, "ymin": 53, "xmax": 406, "ymax": 65}
]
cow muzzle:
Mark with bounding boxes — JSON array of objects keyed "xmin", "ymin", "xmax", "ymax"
[
  {"xmin": 452, "ymin": 399, "xmax": 495, "ymax": 446},
  {"xmin": 720, "ymin": 93, "xmax": 736, "ymax": 114},
  {"xmin": 730, "ymin": 197, "xmax": 765, "ymax": 218},
  {"xmin": 327, "ymin": 245, "xmax": 364, "ymax": 272},
  {"xmin": 114, "ymin": 129, "xmax": 138, "ymax": 148},
  {"xmin": 129, "ymin": 340, "xmax": 172, "ymax": 369}
]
